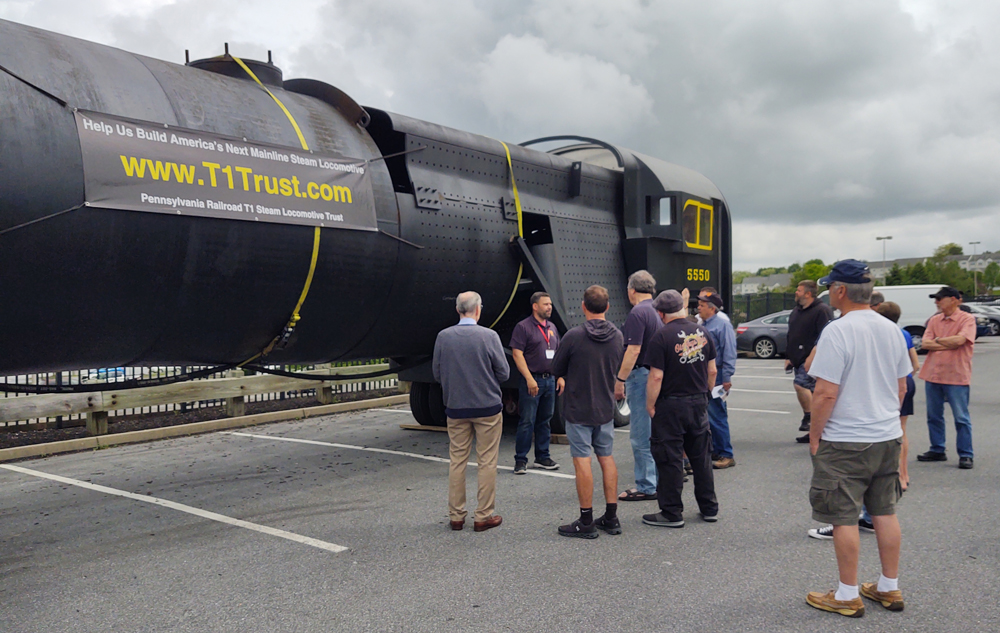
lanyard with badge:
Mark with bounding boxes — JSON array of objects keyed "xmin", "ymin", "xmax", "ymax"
[{"xmin": 537, "ymin": 323, "xmax": 556, "ymax": 359}]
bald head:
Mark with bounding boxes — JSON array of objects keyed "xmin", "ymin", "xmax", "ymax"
[{"xmin": 456, "ymin": 291, "xmax": 483, "ymax": 319}]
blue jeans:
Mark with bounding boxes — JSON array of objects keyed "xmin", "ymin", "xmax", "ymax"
[
  {"xmin": 515, "ymin": 375, "xmax": 555, "ymax": 463},
  {"xmin": 626, "ymin": 367, "xmax": 657, "ymax": 495},
  {"xmin": 925, "ymin": 382, "xmax": 973, "ymax": 458},
  {"xmin": 707, "ymin": 396, "xmax": 733, "ymax": 458}
]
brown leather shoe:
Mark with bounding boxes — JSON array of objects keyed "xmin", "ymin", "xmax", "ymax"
[
  {"xmin": 473, "ymin": 515, "xmax": 502, "ymax": 532},
  {"xmin": 806, "ymin": 590, "xmax": 865, "ymax": 618},
  {"xmin": 712, "ymin": 457, "xmax": 736, "ymax": 469},
  {"xmin": 860, "ymin": 583, "xmax": 904, "ymax": 611},
  {"xmin": 450, "ymin": 520, "xmax": 464, "ymax": 531}
]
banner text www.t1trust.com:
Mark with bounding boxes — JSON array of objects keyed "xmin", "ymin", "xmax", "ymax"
[{"xmin": 118, "ymin": 155, "xmax": 354, "ymax": 203}]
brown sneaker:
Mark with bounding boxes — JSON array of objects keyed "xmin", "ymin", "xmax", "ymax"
[
  {"xmin": 806, "ymin": 590, "xmax": 865, "ymax": 618},
  {"xmin": 860, "ymin": 583, "xmax": 904, "ymax": 611},
  {"xmin": 712, "ymin": 457, "xmax": 736, "ymax": 469},
  {"xmin": 473, "ymin": 514, "xmax": 503, "ymax": 532}
]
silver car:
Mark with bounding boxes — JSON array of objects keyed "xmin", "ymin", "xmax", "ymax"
[{"xmin": 735, "ymin": 310, "xmax": 790, "ymax": 359}]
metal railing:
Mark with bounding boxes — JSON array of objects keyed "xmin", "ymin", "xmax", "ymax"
[{"xmin": 730, "ymin": 292, "xmax": 797, "ymax": 326}]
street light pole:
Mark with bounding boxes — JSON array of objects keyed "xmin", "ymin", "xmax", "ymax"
[
  {"xmin": 970, "ymin": 241, "xmax": 981, "ymax": 297},
  {"xmin": 876, "ymin": 236, "xmax": 893, "ymax": 281}
]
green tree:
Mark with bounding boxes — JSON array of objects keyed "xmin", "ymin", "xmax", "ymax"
[
  {"xmin": 885, "ymin": 263, "xmax": 905, "ymax": 286},
  {"xmin": 732, "ymin": 270, "xmax": 753, "ymax": 284},
  {"xmin": 790, "ymin": 260, "xmax": 833, "ymax": 287},
  {"xmin": 907, "ymin": 262, "xmax": 931, "ymax": 283},
  {"xmin": 938, "ymin": 260, "xmax": 973, "ymax": 295},
  {"xmin": 932, "ymin": 242, "xmax": 964, "ymax": 260},
  {"xmin": 787, "ymin": 263, "xmax": 802, "ymax": 273},
  {"xmin": 983, "ymin": 261, "xmax": 1000, "ymax": 292}
]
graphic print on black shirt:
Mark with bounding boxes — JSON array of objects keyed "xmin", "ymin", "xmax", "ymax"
[{"xmin": 646, "ymin": 320, "xmax": 717, "ymax": 397}]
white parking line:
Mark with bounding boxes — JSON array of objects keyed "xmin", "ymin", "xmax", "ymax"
[
  {"xmin": 370, "ymin": 408, "xmax": 412, "ymax": 413},
  {"xmin": 738, "ymin": 375, "xmax": 794, "ymax": 380},
  {"xmin": 227, "ymin": 432, "xmax": 577, "ymax": 479},
  {"xmin": 0, "ymin": 463, "xmax": 347, "ymax": 553},
  {"xmin": 729, "ymin": 388, "xmax": 795, "ymax": 395}
]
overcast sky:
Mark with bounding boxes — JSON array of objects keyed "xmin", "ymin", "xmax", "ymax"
[{"xmin": 3, "ymin": 0, "xmax": 998, "ymax": 270}]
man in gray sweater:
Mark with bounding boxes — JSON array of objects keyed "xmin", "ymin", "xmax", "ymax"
[{"xmin": 432, "ymin": 291, "xmax": 510, "ymax": 532}]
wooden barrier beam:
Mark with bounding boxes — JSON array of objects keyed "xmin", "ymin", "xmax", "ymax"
[{"xmin": 0, "ymin": 365, "xmax": 393, "ymax": 423}]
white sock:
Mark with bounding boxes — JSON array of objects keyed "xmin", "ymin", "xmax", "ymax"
[
  {"xmin": 835, "ymin": 582, "xmax": 859, "ymax": 601},
  {"xmin": 877, "ymin": 574, "xmax": 899, "ymax": 592}
]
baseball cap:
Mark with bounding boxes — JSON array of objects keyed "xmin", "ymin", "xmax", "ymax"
[
  {"xmin": 818, "ymin": 259, "xmax": 871, "ymax": 286},
  {"xmin": 652, "ymin": 289, "xmax": 683, "ymax": 313},
  {"xmin": 929, "ymin": 286, "xmax": 961, "ymax": 300},
  {"xmin": 699, "ymin": 293, "xmax": 723, "ymax": 309}
]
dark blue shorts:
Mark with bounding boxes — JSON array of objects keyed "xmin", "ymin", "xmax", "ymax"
[
  {"xmin": 794, "ymin": 365, "xmax": 816, "ymax": 391},
  {"xmin": 901, "ymin": 375, "xmax": 916, "ymax": 417}
]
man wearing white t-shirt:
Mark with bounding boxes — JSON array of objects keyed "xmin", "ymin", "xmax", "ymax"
[{"xmin": 804, "ymin": 260, "xmax": 912, "ymax": 619}]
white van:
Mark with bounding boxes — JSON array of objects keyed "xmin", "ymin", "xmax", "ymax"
[{"xmin": 819, "ymin": 284, "xmax": 940, "ymax": 344}]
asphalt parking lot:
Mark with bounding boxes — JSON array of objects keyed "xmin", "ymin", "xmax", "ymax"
[{"xmin": 2, "ymin": 340, "xmax": 999, "ymax": 632}]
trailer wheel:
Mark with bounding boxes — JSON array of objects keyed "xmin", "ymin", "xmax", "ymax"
[
  {"xmin": 613, "ymin": 397, "xmax": 631, "ymax": 427},
  {"xmin": 409, "ymin": 382, "xmax": 433, "ymax": 426},
  {"xmin": 426, "ymin": 383, "xmax": 447, "ymax": 426}
]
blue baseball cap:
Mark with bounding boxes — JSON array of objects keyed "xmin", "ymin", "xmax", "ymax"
[{"xmin": 818, "ymin": 259, "xmax": 871, "ymax": 286}]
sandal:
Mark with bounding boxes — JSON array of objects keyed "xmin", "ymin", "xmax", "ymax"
[{"xmin": 618, "ymin": 488, "xmax": 656, "ymax": 501}]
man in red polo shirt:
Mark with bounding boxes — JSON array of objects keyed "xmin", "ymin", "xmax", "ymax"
[{"xmin": 917, "ymin": 286, "xmax": 977, "ymax": 469}]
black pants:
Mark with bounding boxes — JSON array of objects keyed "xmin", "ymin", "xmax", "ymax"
[{"xmin": 650, "ymin": 394, "xmax": 718, "ymax": 522}]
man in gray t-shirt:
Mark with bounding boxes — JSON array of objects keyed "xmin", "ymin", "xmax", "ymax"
[{"xmin": 804, "ymin": 260, "xmax": 911, "ymax": 619}]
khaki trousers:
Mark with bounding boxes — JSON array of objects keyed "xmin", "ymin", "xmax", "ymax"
[{"xmin": 447, "ymin": 413, "xmax": 503, "ymax": 522}]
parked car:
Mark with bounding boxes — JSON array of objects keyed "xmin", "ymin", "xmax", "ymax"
[
  {"xmin": 966, "ymin": 304, "xmax": 1000, "ymax": 335},
  {"xmin": 736, "ymin": 310, "xmax": 790, "ymax": 359}
]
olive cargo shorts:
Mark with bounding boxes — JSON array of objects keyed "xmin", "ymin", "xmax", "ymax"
[{"xmin": 810, "ymin": 437, "xmax": 903, "ymax": 525}]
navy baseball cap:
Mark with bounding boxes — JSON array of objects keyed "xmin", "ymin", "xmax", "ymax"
[
  {"xmin": 929, "ymin": 286, "xmax": 961, "ymax": 300},
  {"xmin": 699, "ymin": 293, "xmax": 723, "ymax": 309},
  {"xmin": 818, "ymin": 259, "xmax": 871, "ymax": 286}
]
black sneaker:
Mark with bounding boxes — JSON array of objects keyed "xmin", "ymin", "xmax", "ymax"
[
  {"xmin": 916, "ymin": 450, "xmax": 947, "ymax": 462},
  {"xmin": 796, "ymin": 434, "xmax": 810, "ymax": 443},
  {"xmin": 642, "ymin": 512, "xmax": 684, "ymax": 528},
  {"xmin": 558, "ymin": 518, "xmax": 598, "ymax": 539},
  {"xmin": 858, "ymin": 518, "xmax": 875, "ymax": 533},
  {"xmin": 513, "ymin": 461, "xmax": 527, "ymax": 475},
  {"xmin": 594, "ymin": 514, "xmax": 622, "ymax": 535},
  {"xmin": 959, "ymin": 456, "xmax": 974, "ymax": 469},
  {"xmin": 808, "ymin": 524, "xmax": 834, "ymax": 540},
  {"xmin": 700, "ymin": 513, "xmax": 718, "ymax": 523},
  {"xmin": 799, "ymin": 417, "xmax": 811, "ymax": 432},
  {"xmin": 534, "ymin": 457, "xmax": 560, "ymax": 470}
]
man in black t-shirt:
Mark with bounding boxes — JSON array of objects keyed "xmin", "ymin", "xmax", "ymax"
[{"xmin": 642, "ymin": 289, "xmax": 719, "ymax": 528}]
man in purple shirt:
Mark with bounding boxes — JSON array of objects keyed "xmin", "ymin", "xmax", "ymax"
[
  {"xmin": 614, "ymin": 270, "xmax": 662, "ymax": 501},
  {"xmin": 510, "ymin": 292, "xmax": 562, "ymax": 474}
]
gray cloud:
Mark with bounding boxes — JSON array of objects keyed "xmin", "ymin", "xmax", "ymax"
[{"xmin": 2, "ymin": 0, "xmax": 999, "ymax": 269}]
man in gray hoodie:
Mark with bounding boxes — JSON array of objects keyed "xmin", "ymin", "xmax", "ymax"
[
  {"xmin": 550, "ymin": 285, "xmax": 625, "ymax": 538},
  {"xmin": 432, "ymin": 291, "xmax": 510, "ymax": 532}
]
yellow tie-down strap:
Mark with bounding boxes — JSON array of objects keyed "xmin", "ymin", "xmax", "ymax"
[
  {"xmin": 233, "ymin": 55, "xmax": 322, "ymax": 365},
  {"xmin": 488, "ymin": 140, "xmax": 524, "ymax": 329}
]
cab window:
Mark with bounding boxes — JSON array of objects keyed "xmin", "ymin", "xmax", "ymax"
[{"xmin": 683, "ymin": 199, "xmax": 713, "ymax": 250}]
